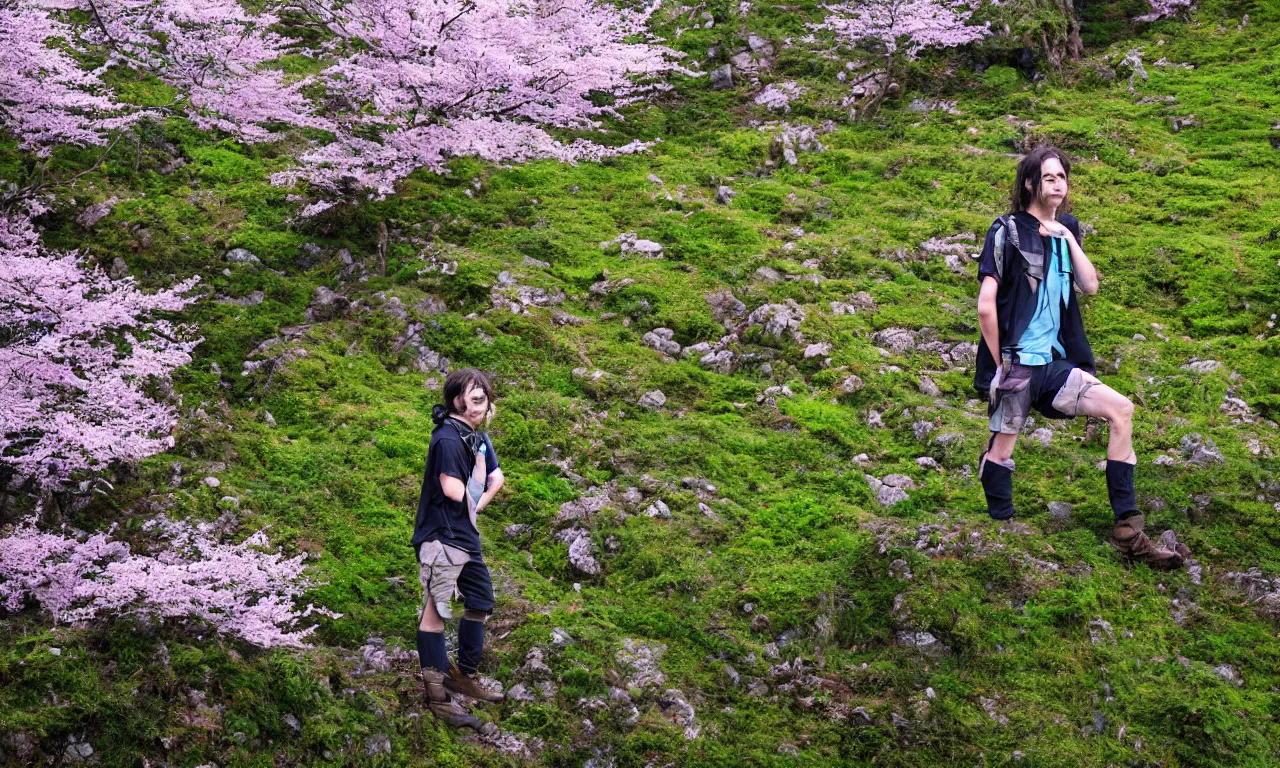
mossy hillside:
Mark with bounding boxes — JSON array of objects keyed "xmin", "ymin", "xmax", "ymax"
[{"xmin": 3, "ymin": 2, "xmax": 1280, "ymax": 766}]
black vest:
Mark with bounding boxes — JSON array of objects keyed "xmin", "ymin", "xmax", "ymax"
[{"xmin": 973, "ymin": 211, "xmax": 1096, "ymax": 397}]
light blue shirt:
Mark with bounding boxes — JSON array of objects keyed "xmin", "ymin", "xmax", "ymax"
[{"xmin": 1014, "ymin": 236, "xmax": 1071, "ymax": 365}]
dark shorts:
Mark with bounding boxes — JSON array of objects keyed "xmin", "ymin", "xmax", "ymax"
[
  {"xmin": 455, "ymin": 553, "xmax": 495, "ymax": 613},
  {"xmin": 988, "ymin": 358, "xmax": 1095, "ymax": 434}
]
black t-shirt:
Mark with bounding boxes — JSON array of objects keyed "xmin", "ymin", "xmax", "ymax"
[{"xmin": 411, "ymin": 419, "xmax": 499, "ymax": 555}]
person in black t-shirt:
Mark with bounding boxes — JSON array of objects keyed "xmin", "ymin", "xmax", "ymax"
[
  {"xmin": 413, "ymin": 368, "xmax": 506, "ymax": 728},
  {"xmin": 975, "ymin": 147, "xmax": 1187, "ymax": 569}
]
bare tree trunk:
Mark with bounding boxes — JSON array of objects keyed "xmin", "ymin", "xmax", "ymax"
[
  {"xmin": 1057, "ymin": 0, "xmax": 1083, "ymax": 62},
  {"xmin": 377, "ymin": 220, "xmax": 388, "ymax": 277}
]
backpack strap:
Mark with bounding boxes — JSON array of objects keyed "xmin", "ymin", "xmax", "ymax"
[{"xmin": 993, "ymin": 214, "xmax": 1018, "ymax": 282}]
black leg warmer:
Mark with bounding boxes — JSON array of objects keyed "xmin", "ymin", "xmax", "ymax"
[
  {"xmin": 980, "ymin": 458, "xmax": 1016, "ymax": 521},
  {"xmin": 1105, "ymin": 459, "xmax": 1140, "ymax": 520}
]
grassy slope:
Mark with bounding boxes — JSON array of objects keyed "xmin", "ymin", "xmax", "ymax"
[{"xmin": 3, "ymin": 1, "xmax": 1280, "ymax": 766}]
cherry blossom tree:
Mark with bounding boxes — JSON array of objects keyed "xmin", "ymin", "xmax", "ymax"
[
  {"xmin": 0, "ymin": 207, "xmax": 201, "ymax": 492},
  {"xmin": 0, "ymin": 514, "xmax": 337, "ymax": 648},
  {"xmin": 0, "ymin": 0, "xmax": 326, "ymax": 159},
  {"xmin": 812, "ymin": 0, "xmax": 988, "ymax": 116},
  {"xmin": 272, "ymin": 0, "xmax": 696, "ymax": 213}
]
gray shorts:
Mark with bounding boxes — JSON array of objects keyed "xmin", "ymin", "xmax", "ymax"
[{"xmin": 989, "ymin": 359, "xmax": 1094, "ymax": 434}]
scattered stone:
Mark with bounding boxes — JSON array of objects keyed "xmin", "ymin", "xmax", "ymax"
[
  {"xmin": 203, "ymin": 476, "xmax": 221, "ymax": 488},
  {"xmin": 567, "ymin": 533, "xmax": 602, "ymax": 575},
  {"xmin": 700, "ymin": 349, "xmax": 736, "ymax": 374},
  {"xmin": 108, "ymin": 257, "xmax": 130, "ymax": 280},
  {"xmin": 754, "ymin": 265, "xmax": 783, "ymax": 282},
  {"xmin": 916, "ymin": 456, "xmax": 940, "ymax": 470},
  {"xmin": 523, "ymin": 255, "xmax": 551, "ymax": 268},
  {"xmin": 223, "ymin": 247, "xmax": 262, "ymax": 266},
  {"xmin": 306, "ymin": 286, "xmax": 350, "ymax": 322},
  {"xmin": 1088, "ymin": 618, "xmax": 1116, "ymax": 646},
  {"xmin": 981, "ymin": 696, "xmax": 1009, "ymax": 726},
  {"xmin": 642, "ymin": 328, "xmax": 682, "ymax": 356},
  {"xmin": 1031, "ymin": 428, "xmax": 1053, "ymax": 447},
  {"xmin": 746, "ymin": 300, "xmax": 806, "ymax": 342},
  {"xmin": 889, "ymin": 559, "xmax": 912, "ymax": 580},
  {"xmin": 711, "ymin": 64, "xmax": 734, "ymax": 90},
  {"xmin": 1181, "ymin": 359, "xmax": 1222, "ymax": 374},
  {"xmin": 872, "ymin": 327, "xmax": 916, "ymax": 355},
  {"xmin": 917, "ymin": 376, "xmax": 942, "ymax": 398},
  {"xmin": 896, "ymin": 631, "xmax": 949, "ymax": 658},
  {"xmin": 840, "ymin": 375, "xmax": 864, "ymax": 395},
  {"xmin": 658, "ymin": 689, "xmax": 700, "ymax": 740},
  {"xmin": 365, "ymin": 733, "xmax": 392, "ymax": 755},
  {"xmin": 644, "ymin": 500, "xmax": 672, "ymax": 519},
  {"xmin": 1168, "ymin": 115, "xmax": 1201, "ymax": 133},
  {"xmin": 505, "ymin": 523, "xmax": 531, "ymax": 538},
  {"xmin": 716, "ymin": 185, "xmax": 736, "ymax": 204},
  {"xmin": 637, "ymin": 390, "xmax": 667, "ymax": 410},
  {"xmin": 616, "ymin": 639, "xmax": 667, "ymax": 689},
  {"xmin": 1213, "ymin": 664, "xmax": 1241, "ymax": 686},
  {"xmin": 76, "ymin": 201, "xmax": 115, "ymax": 229},
  {"xmin": 706, "ymin": 290, "xmax": 747, "ymax": 326},
  {"xmin": 1180, "ymin": 433, "xmax": 1224, "ymax": 466},
  {"xmin": 803, "ymin": 342, "xmax": 832, "ymax": 359},
  {"xmin": 912, "ymin": 420, "xmax": 935, "ymax": 441},
  {"xmin": 1047, "ymin": 501, "xmax": 1073, "ymax": 521},
  {"xmin": 600, "ymin": 232, "xmax": 664, "ymax": 258}
]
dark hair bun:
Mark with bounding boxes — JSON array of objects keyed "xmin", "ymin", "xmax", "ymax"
[{"xmin": 430, "ymin": 404, "xmax": 449, "ymax": 426}]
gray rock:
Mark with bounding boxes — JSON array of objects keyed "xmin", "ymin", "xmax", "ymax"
[
  {"xmin": 203, "ymin": 476, "xmax": 221, "ymax": 488},
  {"xmin": 912, "ymin": 420, "xmax": 934, "ymax": 441},
  {"xmin": 1213, "ymin": 664, "xmax": 1240, "ymax": 685},
  {"xmin": 918, "ymin": 376, "xmax": 941, "ymax": 398},
  {"xmin": 1031, "ymin": 428, "xmax": 1053, "ymax": 447},
  {"xmin": 644, "ymin": 500, "xmax": 671, "ymax": 519},
  {"xmin": 224, "ymin": 247, "xmax": 262, "ymax": 266},
  {"xmin": 716, "ymin": 185, "xmax": 736, "ymax": 204},
  {"xmin": 981, "ymin": 696, "xmax": 1009, "ymax": 726},
  {"xmin": 710, "ymin": 64, "xmax": 734, "ymax": 90},
  {"xmin": 877, "ymin": 485, "xmax": 910, "ymax": 507},
  {"xmin": 365, "ymin": 733, "xmax": 392, "ymax": 755},
  {"xmin": 872, "ymin": 327, "xmax": 916, "ymax": 355},
  {"xmin": 637, "ymin": 390, "xmax": 667, "ymax": 410},
  {"xmin": 504, "ymin": 523, "xmax": 531, "ymax": 538},
  {"xmin": 803, "ymin": 342, "xmax": 832, "ymax": 359},
  {"xmin": 700, "ymin": 349, "xmax": 735, "ymax": 374},
  {"xmin": 1181, "ymin": 359, "xmax": 1222, "ymax": 374},
  {"xmin": 706, "ymin": 290, "xmax": 746, "ymax": 326},
  {"xmin": 306, "ymin": 286, "xmax": 350, "ymax": 321},
  {"xmin": 567, "ymin": 534, "xmax": 601, "ymax": 575},
  {"xmin": 108, "ymin": 257, "xmax": 130, "ymax": 280},
  {"xmin": 76, "ymin": 201, "xmax": 114, "ymax": 229},
  {"xmin": 746, "ymin": 300, "xmax": 806, "ymax": 341},
  {"xmin": 1047, "ymin": 501, "xmax": 1073, "ymax": 521},
  {"xmin": 754, "ymin": 265, "xmax": 783, "ymax": 283},
  {"xmin": 642, "ymin": 328, "xmax": 682, "ymax": 356},
  {"xmin": 1088, "ymin": 618, "xmax": 1116, "ymax": 646},
  {"xmin": 896, "ymin": 631, "xmax": 949, "ymax": 658},
  {"xmin": 841, "ymin": 375, "xmax": 864, "ymax": 395}
]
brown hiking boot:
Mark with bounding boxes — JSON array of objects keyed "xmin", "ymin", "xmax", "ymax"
[
  {"xmin": 444, "ymin": 666, "xmax": 505, "ymax": 703},
  {"xmin": 422, "ymin": 668, "xmax": 484, "ymax": 729},
  {"xmin": 1109, "ymin": 515, "xmax": 1185, "ymax": 570}
]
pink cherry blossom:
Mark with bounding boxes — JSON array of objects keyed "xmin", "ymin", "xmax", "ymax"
[
  {"xmin": 814, "ymin": 0, "xmax": 988, "ymax": 59},
  {"xmin": 0, "ymin": 514, "xmax": 338, "ymax": 648},
  {"xmin": 0, "ymin": 208, "xmax": 201, "ymax": 489},
  {"xmin": 272, "ymin": 0, "xmax": 697, "ymax": 208}
]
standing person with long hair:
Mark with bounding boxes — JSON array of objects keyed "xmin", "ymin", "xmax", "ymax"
[
  {"xmin": 974, "ymin": 147, "xmax": 1189, "ymax": 569},
  {"xmin": 412, "ymin": 368, "xmax": 506, "ymax": 728}
]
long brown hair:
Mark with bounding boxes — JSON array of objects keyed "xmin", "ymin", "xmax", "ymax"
[{"xmin": 1010, "ymin": 146, "xmax": 1072, "ymax": 214}]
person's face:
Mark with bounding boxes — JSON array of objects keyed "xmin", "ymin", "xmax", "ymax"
[
  {"xmin": 453, "ymin": 383, "xmax": 493, "ymax": 428},
  {"xmin": 1032, "ymin": 157, "xmax": 1069, "ymax": 207}
]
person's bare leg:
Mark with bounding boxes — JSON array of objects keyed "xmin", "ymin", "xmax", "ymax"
[
  {"xmin": 1073, "ymin": 373, "xmax": 1183, "ymax": 568},
  {"xmin": 983, "ymin": 431, "xmax": 1019, "ymax": 466},
  {"xmin": 1074, "ymin": 374, "xmax": 1136, "ymax": 463},
  {"xmin": 419, "ymin": 595, "xmax": 445, "ymax": 633}
]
